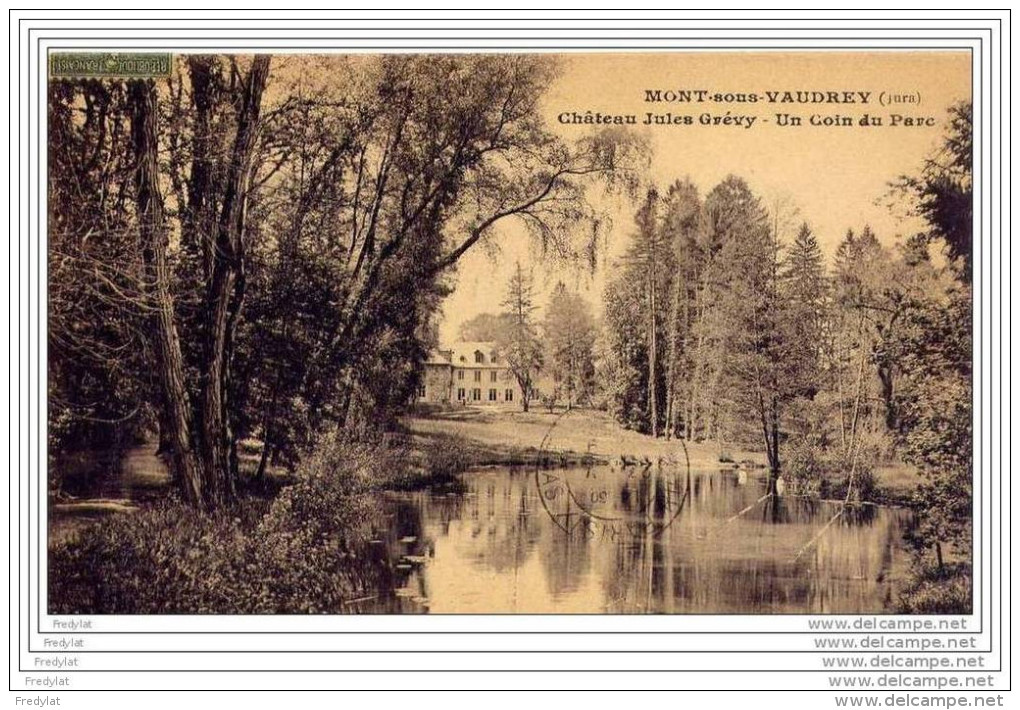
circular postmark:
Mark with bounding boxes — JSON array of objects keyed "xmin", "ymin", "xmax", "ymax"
[{"xmin": 532, "ymin": 409, "xmax": 692, "ymax": 539}]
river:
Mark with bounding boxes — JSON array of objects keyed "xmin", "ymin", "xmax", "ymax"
[{"xmin": 359, "ymin": 464, "xmax": 910, "ymax": 614}]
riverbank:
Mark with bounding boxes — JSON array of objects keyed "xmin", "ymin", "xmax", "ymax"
[
  {"xmin": 404, "ymin": 405, "xmax": 919, "ymax": 504},
  {"xmin": 405, "ymin": 405, "xmax": 762, "ymax": 469},
  {"xmin": 50, "ymin": 405, "xmax": 920, "ymax": 549}
]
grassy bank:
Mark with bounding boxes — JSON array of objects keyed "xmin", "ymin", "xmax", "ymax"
[
  {"xmin": 406, "ymin": 405, "xmax": 764, "ymax": 470},
  {"xmin": 405, "ymin": 405, "xmax": 920, "ymax": 502}
]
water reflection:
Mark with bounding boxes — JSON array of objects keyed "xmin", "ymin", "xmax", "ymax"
[{"xmin": 360, "ymin": 466, "xmax": 909, "ymax": 614}]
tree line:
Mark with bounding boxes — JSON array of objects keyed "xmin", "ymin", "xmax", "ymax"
[
  {"xmin": 470, "ymin": 100, "xmax": 973, "ymax": 575},
  {"xmin": 597, "ymin": 103, "xmax": 972, "ymax": 568}
]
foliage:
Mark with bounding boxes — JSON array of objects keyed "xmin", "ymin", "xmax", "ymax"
[
  {"xmin": 48, "ymin": 80, "xmax": 153, "ymax": 454},
  {"xmin": 782, "ymin": 223, "xmax": 828, "ymax": 398},
  {"xmin": 48, "ymin": 54, "xmax": 643, "ymax": 506},
  {"xmin": 458, "ymin": 313, "xmax": 514, "ymax": 342},
  {"xmin": 598, "ymin": 263, "xmax": 652, "ymax": 431},
  {"xmin": 884, "ymin": 103, "xmax": 972, "ymax": 613},
  {"xmin": 896, "ymin": 562, "xmax": 972, "ymax": 615},
  {"xmin": 891, "ymin": 102, "xmax": 973, "ymax": 277},
  {"xmin": 885, "ymin": 104, "xmax": 973, "ymax": 572},
  {"xmin": 497, "ymin": 262, "xmax": 544, "ymax": 411},
  {"xmin": 893, "ymin": 284, "xmax": 972, "ymax": 565},
  {"xmin": 542, "ymin": 282, "xmax": 597, "ymax": 408},
  {"xmin": 783, "ymin": 439, "xmax": 828, "ymax": 497},
  {"xmin": 48, "ymin": 436, "xmax": 422, "ymax": 614}
]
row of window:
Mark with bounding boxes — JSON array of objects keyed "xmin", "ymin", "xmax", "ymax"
[
  {"xmin": 455, "ymin": 388, "xmax": 514, "ymax": 402},
  {"xmin": 417, "ymin": 385, "xmax": 515, "ymax": 402},
  {"xmin": 456, "ymin": 370, "xmax": 500, "ymax": 382}
]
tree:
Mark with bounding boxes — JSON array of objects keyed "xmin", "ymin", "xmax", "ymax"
[
  {"xmin": 230, "ymin": 55, "xmax": 642, "ymax": 467},
  {"xmin": 892, "ymin": 102, "xmax": 973, "ymax": 278},
  {"xmin": 893, "ymin": 284, "xmax": 971, "ymax": 568},
  {"xmin": 459, "ymin": 313, "xmax": 514, "ymax": 342},
  {"xmin": 498, "ymin": 263, "xmax": 543, "ymax": 412},
  {"xmin": 659, "ymin": 179, "xmax": 705, "ymax": 440},
  {"xmin": 888, "ymin": 104, "xmax": 973, "ymax": 571},
  {"xmin": 598, "ymin": 272, "xmax": 648, "ymax": 430},
  {"xmin": 127, "ymin": 56, "xmax": 272, "ymax": 506},
  {"xmin": 129, "ymin": 78, "xmax": 207, "ymax": 503},
  {"xmin": 708, "ymin": 176, "xmax": 793, "ymax": 485},
  {"xmin": 784, "ymin": 223, "xmax": 827, "ymax": 378},
  {"xmin": 542, "ymin": 282, "xmax": 596, "ymax": 408},
  {"xmin": 48, "ymin": 79, "xmax": 151, "ymax": 463}
]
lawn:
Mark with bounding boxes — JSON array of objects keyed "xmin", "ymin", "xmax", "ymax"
[{"xmin": 405, "ymin": 404, "xmax": 764, "ymax": 470}]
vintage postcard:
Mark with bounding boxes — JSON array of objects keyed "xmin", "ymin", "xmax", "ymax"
[{"xmin": 46, "ymin": 49, "xmax": 974, "ymax": 616}]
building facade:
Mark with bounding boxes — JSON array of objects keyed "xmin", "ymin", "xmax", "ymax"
[{"xmin": 417, "ymin": 341, "xmax": 522, "ymax": 406}]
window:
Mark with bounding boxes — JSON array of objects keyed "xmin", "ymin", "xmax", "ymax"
[
  {"xmin": 488, "ymin": 388, "xmax": 497, "ymax": 401},
  {"xmin": 457, "ymin": 370, "xmax": 464, "ymax": 381},
  {"xmin": 417, "ymin": 385, "xmax": 426, "ymax": 398},
  {"xmin": 474, "ymin": 350, "xmax": 484, "ymax": 364},
  {"xmin": 473, "ymin": 370, "xmax": 481, "ymax": 382},
  {"xmin": 457, "ymin": 388, "xmax": 465, "ymax": 401},
  {"xmin": 505, "ymin": 389, "xmax": 513, "ymax": 402},
  {"xmin": 490, "ymin": 371, "xmax": 497, "ymax": 383},
  {"xmin": 472, "ymin": 388, "xmax": 481, "ymax": 401}
]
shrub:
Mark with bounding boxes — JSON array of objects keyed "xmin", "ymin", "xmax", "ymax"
[
  {"xmin": 784, "ymin": 440, "xmax": 827, "ymax": 497},
  {"xmin": 896, "ymin": 562, "xmax": 972, "ymax": 614},
  {"xmin": 49, "ymin": 437, "xmax": 400, "ymax": 614},
  {"xmin": 822, "ymin": 460, "xmax": 877, "ymax": 504},
  {"xmin": 379, "ymin": 434, "xmax": 469, "ymax": 492},
  {"xmin": 49, "ymin": 502, "xmax": 255, "ymax": 614}
]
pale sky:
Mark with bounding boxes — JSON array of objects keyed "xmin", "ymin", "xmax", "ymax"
[{"xmin": 438, "ymin": 51, "xmax": 971, "ymax": 344}]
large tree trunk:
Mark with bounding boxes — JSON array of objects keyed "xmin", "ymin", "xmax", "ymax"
[
  {"xmin": 183, "ymin": 56, "xmax": 221, "ymax": 282},
  {"xmin": 129, "ymin": 79, "xmax": 205, "ymax": 505},
  {"xmin": 199, "ymin": 55, "xmax": 271, "ymax": 504},
  {"xmin": 877, "ymin": 359, "xmax": 897, "ymax": 431}
]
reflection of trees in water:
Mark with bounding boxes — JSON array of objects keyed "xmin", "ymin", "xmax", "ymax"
[
  {"xmin": 366, "ymin": 467, "xmax": 908, "ymax": 613},
  {"xmin": 540, "ymin": 513, "xmax": 596, "ymax": 598},
  {"xmin": 413, "ymin": 471, "xmax": 546, "ymax": 577},
  {"xmin": 600, "ymin": 471, "xmax": 904, "ymax": 613},
  {"xmin": 472, "ymin": 476, "xmax": 545, "ymax": 575}
]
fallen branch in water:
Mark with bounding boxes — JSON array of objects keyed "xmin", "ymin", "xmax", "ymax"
[
  {"xmin": 698, "ymin": 492, "xmax": 772, "ymax": 539},
  {"xmin": 792, "ymin": 508, "xmax": 844, "ymax": 563}
]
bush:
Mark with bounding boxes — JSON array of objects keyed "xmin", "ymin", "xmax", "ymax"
[
  {"xmin": 896, "ymin": 562, "xmax": 972, "ymax": 614},
  {"xmin": 379, "ymin": 434, "xmax": 469, "ymax": 492},
  {"xmin": 823, "ymin": 461, "xmax": 877, "ymax": 504},
  {"xmin": 49, "ymin": 437, "xmax": 400, "ymax": 614},
  {"xmin": 782, "ymin": 438, "xmax": 878, "ymax": 503},
  {"xmin": 784, "ymin": 440, "xmax": 827, "ymax": 497}
]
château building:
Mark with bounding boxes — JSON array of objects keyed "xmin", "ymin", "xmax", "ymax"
[{"xmin": 417, "ymin": 341, "xmax": 522, "ymax": 405}]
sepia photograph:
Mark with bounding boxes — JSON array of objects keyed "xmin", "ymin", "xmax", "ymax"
[{"xmin": 45, "ymin": 50, "xmax": 974, "ymax": 616}]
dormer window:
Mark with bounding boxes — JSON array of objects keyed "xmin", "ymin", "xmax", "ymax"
[{"xmin": 474, "ymin": 350, "xmax": 484, "ymax": 364}]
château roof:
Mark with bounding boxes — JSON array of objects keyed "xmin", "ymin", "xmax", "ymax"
[{"xmin": 425, "ymin": 341, "xmax": 504, "ymax": 368}]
